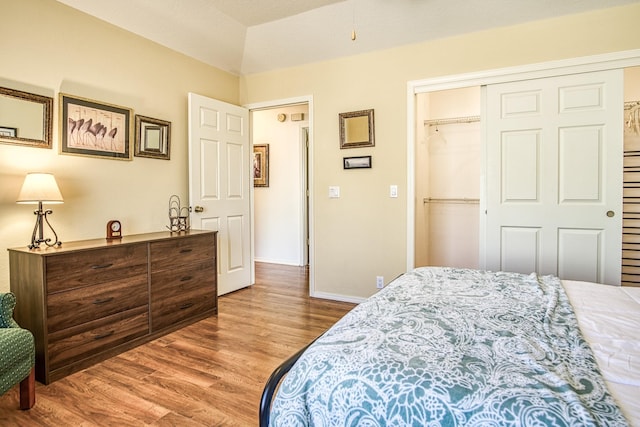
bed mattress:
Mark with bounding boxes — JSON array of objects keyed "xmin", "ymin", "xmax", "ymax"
[
  {"xmin": 268, "ymin": 267, "xmax": 633, "ymax": 426},
  {"xmin": 563, "ymin": 280, "xmax": 640, "ymax": 425}
]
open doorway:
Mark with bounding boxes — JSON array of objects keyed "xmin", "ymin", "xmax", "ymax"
[
  {"xmin": 414, "ymin": 87, "xmax": 481, "ymax": 269},
  {"xmin": 250, "ymin": 103, "xmax": 310, "ymax": 267}
]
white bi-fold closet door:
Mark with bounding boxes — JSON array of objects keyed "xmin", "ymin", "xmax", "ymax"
[{"xmin": 484, "ymin": 69, "xmax": 623, "ymax": 285}]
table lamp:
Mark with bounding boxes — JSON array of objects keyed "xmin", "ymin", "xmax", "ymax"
[{"xmin": 16, "ymin": 172, "xmax": 64, "ymax": 249}]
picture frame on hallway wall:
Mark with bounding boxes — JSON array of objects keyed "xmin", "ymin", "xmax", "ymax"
[
  {"xmin": 134, "ymin": 115, "xmax": 171, "ymax": 160},
  {"xmin": 253, "ymin": 144, "xmax": 269, "ymax": 187},
  {"xmin": 59, "ymin": 93, "xmax": 132, "ymax": 160}
]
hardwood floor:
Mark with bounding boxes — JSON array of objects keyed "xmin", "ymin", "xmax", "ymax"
[{"xmin": 0, "ymin": 263, "xmax": 356, "ymax": 426}]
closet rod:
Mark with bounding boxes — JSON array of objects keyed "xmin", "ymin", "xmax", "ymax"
[
  {"xmin": 424, "ymin": 115, "xmax": 480, "ymax": 126},
  {"xmin": 423, "ymin": 197, "xmax": 480, "ymax": 204}
]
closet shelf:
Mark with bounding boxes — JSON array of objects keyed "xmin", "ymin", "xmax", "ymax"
[
  {"xmin": 423, "ymin": 197, "xmax": 479, "ymax": 204},
  {"xmin": 424, "ymin": 115, "xmax": 480, "ymax": 126}
]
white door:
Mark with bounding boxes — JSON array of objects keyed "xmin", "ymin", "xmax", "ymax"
[
  {"xmin": 188, "ymin": 93, "xmax": 252, "ymax": 295},
  {"xmin": 485, "ymin": 70, "xmax": 623, "ymax": 285}
]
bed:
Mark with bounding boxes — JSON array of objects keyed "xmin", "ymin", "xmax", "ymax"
[{"xmin": 260, "ymin": 267, "xmax": 640, "ymax": 426}]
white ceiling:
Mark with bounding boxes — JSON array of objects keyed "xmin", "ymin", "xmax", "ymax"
[{"xmin": 55, "ymin": 0, "xmax": 638, "ymax": 75}]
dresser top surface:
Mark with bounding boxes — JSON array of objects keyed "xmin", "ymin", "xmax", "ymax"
[{"xmin": 8, "ymin": 229, "xmax": 216, "ymax": 256}]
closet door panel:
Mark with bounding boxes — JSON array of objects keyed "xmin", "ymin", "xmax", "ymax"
[{"xmin": 485, "ymin": 69, "xmax": 623, "ymax": 284}]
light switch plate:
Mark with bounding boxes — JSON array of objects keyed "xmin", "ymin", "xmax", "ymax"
[
  {"xmin": 390, "ymin": 185, "xmax": 398, "ymax": 198},
  {"xmin": 329, "ymin": 186, "xmax": 340, "ymax": 198}
]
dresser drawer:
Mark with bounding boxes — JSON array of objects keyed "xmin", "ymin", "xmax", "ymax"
[
  {"xmin": 151, "ymin": 286, "xmax": 216, "ymax": 331},
  {"xmin": 47, "ymin": 276, "xmax": 149, "ymax": 332},
  {"xmin": 150, "ymin": 234, "xmax": 215, "ymax": 273},
  {"xmin": 48, "ymin": 306, "xmax": 149, "ymax": 370},
  {"xmin": 46, "ymin": 244, "xmax": 148, "ymax": 293},
  {"xmin": 150, "ymin": 259, "xmax": 215, "ymax": 297}
]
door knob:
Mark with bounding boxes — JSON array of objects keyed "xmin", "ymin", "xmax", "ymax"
[
  {"xmin": 606, "ymin": 210, "xmax": 615, "ymax": 217},
  {"xmin": 194, "ymin": 206, "xmax": 204, "ymax": 213}
]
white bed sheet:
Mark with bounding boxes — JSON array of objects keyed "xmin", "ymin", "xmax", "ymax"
[{"xmin": 563, "ymin": 280, "xmax": 640, "ymax": 426}]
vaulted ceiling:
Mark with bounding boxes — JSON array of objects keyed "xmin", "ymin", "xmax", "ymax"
[{"xmin": 55, "ymin": 0, "xmax": 638, "ymax": 75}]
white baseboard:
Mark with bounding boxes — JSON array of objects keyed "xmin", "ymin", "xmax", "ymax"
[{"xmin": 309, "ymin": 290, "xmax": 366, "ymax": 304}]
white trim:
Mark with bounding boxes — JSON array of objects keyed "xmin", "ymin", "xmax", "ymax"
[
  {"xmin": 254, "ymin": 257, "xmax": 302, "ymax": 266},
  {"xmin": 406, "ymin": 48, "xmax": 640, "ymax": 271},
  {"xmin": 406, "ymin": 83, "xmax": 416, "ymax": 271},
  {"xmin": 311, "ymin": 291, "xmax": 366, "ymax": 305},
  {"xmin": 244, "ymin": 95, "xmax": 315, "ymax": 293},
  {"xmin": 245, "ymin": 95, "xmax": 310, "ymax": 111},
  {"xmin": 299, "ymin": 125, "xmax": 310, "ymax": 267}
]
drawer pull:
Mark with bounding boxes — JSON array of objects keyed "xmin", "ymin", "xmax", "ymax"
[
  {"xmin": 93, "ymin": 297, "xmax": 114, "ymax": 305},
  {"xmin": 94, "ymin": 331, "xmax": 114, "ymax": 340},
  {"xmin": 91, "ymin": 263, "xmax": 113, "ymax": 270},
  {"xmin": 179, "ymin": 302, "xmax": 194, "ymax": 310},
  {"xmin": 180, "ymin": 276, "xmax": 192, "ymax": 282},
  {"xmin": 180, "ymin": 248, "xmax": 193, "ymax": 254}
]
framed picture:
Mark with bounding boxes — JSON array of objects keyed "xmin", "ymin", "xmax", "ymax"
[
  {"xmin": 339, "ymin": 109, "xmax": 375, "ymax": 149},
  {"xmin": 253, "ymin": 144, "xmax": 269, "ymax": 187},
  {"xmin": 343, "ymin": 155, "xmax": 372, "ymax": 169},
  {"xmin": 135, "ymin": 115, "xmax": 171, "ymax": 160},
  {"xmin": 59, "ymin": 93, "xmax": 132, "ymax": 160},
  {"xmin": 0, "ymin": 126, "xmax": 17, "ymax": 137}
]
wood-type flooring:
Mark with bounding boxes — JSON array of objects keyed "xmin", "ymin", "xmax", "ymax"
[{"xmin": 0, "ymin": 262, "xmax": 356, "ymax": 426}]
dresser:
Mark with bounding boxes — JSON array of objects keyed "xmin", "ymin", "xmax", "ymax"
[{"xmin": 8, "ymin": 230, "xmax": 217, "ymax": 384}]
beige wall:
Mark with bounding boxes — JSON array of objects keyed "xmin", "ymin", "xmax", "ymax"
[
  {"xmin": 0, "ymin": 0, "xmax": 239, "ymax": 292},
  {"xmin": 240, "ymin": 3, "xmax": 640, "ymax": 299}
]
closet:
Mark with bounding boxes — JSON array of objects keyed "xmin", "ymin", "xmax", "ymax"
[
  {"xmin": 412, "ymin": 59, "xmax": 640, "ymax": 286},
  {"xmin": 414, "ymin": 87, "xmax": 481, "ymax": 268}
]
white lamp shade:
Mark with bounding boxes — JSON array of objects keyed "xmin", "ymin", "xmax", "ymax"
[{"xmin": 16, "ymin": 173, "xmax": 64, "ymax": 204}]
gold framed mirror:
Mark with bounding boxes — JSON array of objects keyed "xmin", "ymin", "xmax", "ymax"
[
  {"xmin": 339, "ymin": 109, "xmax": 374, "ymax": 149},
  {"xmin": 135, "ymin": 114, "xmax": 171, "ymax": 160},
  {"xmin": 0, "ymin": 87, "xmax": 53, "ymax": 148}
]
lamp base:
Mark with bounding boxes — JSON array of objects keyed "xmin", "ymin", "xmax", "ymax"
[{"xmin": 28, "ymin": 204, "xmax": 62, "ymax": 249}]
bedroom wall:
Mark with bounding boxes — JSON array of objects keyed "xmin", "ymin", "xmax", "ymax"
[
  {"xmin": 0, "ymin": 0, "xmax": 239, "ymax": 293},
  {"xmin": 252, "ymin": 105, "xmax": 309, "ymax": 265},
  {"xmin": 240, "ymin": 3, "xmax": 640, "ymax": 299}
]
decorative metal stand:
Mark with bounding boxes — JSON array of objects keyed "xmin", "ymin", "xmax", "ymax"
[
  {"xmin": 28, "ymin": 202, "xmax": 62, "ymax": 249},
  {"xmin": 167, "ymin": 195, "xmax": 190, "ymax": 232}
]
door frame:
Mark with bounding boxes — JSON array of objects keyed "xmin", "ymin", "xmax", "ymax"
[
  {"xmin": 300, "ymin": 125, "xmax": 310, "ymax": 266},
  {"xmin": 406, "ymin": 49, "xmax": 640, "ymax": 271},
  {"xmin": 244, "ymin": 95, "xmax": 314, "ymax": 289}
]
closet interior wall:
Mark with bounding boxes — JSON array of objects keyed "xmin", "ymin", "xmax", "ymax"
[{"xmin": 415, "ymin": 87, "xmax": 481, "ymax": 269}]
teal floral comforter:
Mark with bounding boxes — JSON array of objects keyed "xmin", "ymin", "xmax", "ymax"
[{"xmin": 269, "ymin": 267, "xmax": 628, "ymax": 426}]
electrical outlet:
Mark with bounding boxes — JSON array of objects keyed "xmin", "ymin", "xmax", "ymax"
[{"xmin": 376, "ymin": 276, "xmax": 384, "ymax": 289}]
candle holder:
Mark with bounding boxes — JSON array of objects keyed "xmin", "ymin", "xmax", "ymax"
[{"xmin": 167, "ymin": 195, "xmax": 190, "ymax": 232}]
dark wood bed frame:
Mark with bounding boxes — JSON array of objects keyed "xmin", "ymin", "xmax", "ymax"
[{"xmin": 259, "ymin": 340, "xmax": 316, "ymax": 427}]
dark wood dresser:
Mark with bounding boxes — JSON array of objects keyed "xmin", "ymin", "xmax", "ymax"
[{"xmin": 8, "ymin": 230, "xmax": 217, "ymax": 384}]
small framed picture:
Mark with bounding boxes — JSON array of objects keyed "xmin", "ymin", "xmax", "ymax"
[
  {"xmin": 0, "ymin": 126, "xmax": 17, "ymax": 137},
  {"xmin": 343, "ymin": 155, "xmax": 372, "ymax": 169},
  {"xmin": 135, "ymin": 115, "xmax": 171, "ymax": 160},
  {"xmin": 253, "ymin": 144, "xmax": 269, "ymax": 187}
]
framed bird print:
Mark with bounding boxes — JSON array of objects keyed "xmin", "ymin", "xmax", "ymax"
[{"xmin": 59, "ymin": 93, "xmax": 133, "ymax": 160}]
